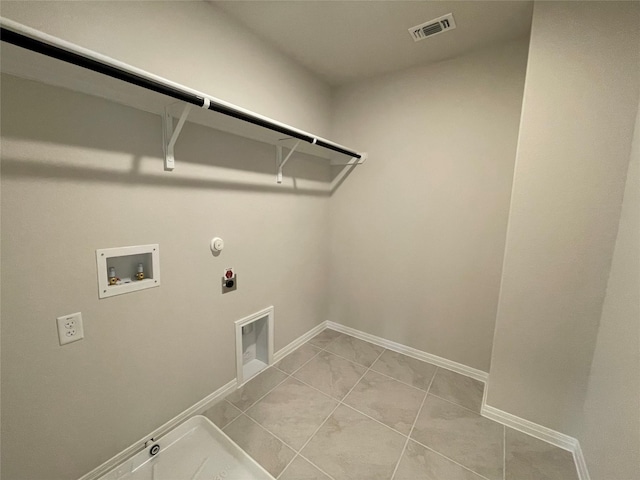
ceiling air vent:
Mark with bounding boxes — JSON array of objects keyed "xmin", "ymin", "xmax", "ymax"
[{"xmin": 409, "ymin": 13, "xmax": 456, "ymax": 42}]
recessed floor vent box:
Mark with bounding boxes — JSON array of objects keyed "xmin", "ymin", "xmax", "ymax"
[{"xmin": 96, "ymin": 244, "xmax": 160, "ymax": 299}]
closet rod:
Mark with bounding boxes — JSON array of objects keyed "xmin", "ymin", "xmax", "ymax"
[
  {"xmin": 0, "ymin": 19, "xmax": 361, "ymax": 160},
  {"xmin": 0, "ymin": 28, "xmax": 206, "ymax": 108}
]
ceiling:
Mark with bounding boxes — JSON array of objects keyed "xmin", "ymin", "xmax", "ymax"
[{"xmin": 211, "ymin": 1, "xmax": 533, "ymax": 86}]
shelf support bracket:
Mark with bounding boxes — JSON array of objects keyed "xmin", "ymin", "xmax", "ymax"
[
  {"xmin": 276, "ymin": 139, "xmax": 301, "ymax": 184},
  {"xmin": 163, "ymin": 104, "xmax": 192, "ymax": 171},
  {"xmin": 330, "ymin": 152, "xmax": 368, "ymax": 166}
]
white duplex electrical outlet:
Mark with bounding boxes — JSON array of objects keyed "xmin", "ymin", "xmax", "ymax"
[{"xmin": 56, "ymin": 312, "xmax": 84, "ymax": 345}]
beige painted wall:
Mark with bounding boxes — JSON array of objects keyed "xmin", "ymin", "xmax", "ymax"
[
  {"xmin": 328, "ymin": 39, "xmax": 529, "ymax": 372},
  {"xmin": 0, "ymin": 2, "xmax": 334, "ymax": 479},
  {"xmin": 0, "ymin": 0, "xmax": 331, "ymax": 136},
  {"xmin": 578, "ymin": 100, "xmax": 640, "ymax": 480},
  {"xmin": 0, "ymin": 75, "xmax": 331, "ymax": 480},
  {"xmin": 487, "ymin": 1, "xmax": 640, "ymax": 435}
]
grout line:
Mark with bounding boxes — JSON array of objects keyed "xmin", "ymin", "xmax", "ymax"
[
  {"xmin": 229, "ymin": 345, "xmax": 343, "ymax": 480},
  {"xmin": 227, "ymin": 334, "xmax": 340, "ymax": 417},
  {"xmin": 213, "ymin": 400, "xmax": 243, "ymax": 430},
  {"xmin": 390, "ymin": 391, "xmax": 428, "ymax": 480},
  {"xmin": 327, "ymin": 322, "xmax": 489, "ymax": 383},
  {"xmin": 225, "ymin": 329, "xmax": 373, "ymax": 476},
  {"xmin": 226, "ymin": 371, "xmax": 489, "ymax": 480},
  {"xmin": 276, "ymin": 452, "xmax": 337, "ymax": 480},
  {"xmin": 242, "ymin": 409, "xmax": 334, "ymax": 480},
  {"xmin": 276, "ymin": 453, "xmax": 298, "ymax": 479},
  {"xmin": 424, "ymin": 369, "xmax": 438, "ymax": 402},
  {"xmin": 426, "ymin": 367, "xmax": 439, "ymax": 394},
  {"xmin": 297, "ymin": 453, "xmax": 337, "ymax": 480},
  {"xmin": 338, "ymin": 403, "xmax": 409, "ymax": 439},
  {"xmin": 426, "ymin": 367, "xmax": 439, "ymax": 392},
  {"xmin": 288, "ymin": 394, "xmax": 350, "ymax": 463},
  {"xmin": 318, "ymin": 341, "xmax": 383, "ymax": 369},
  {"xmin": 409, "ymin": 369, "xmax": 493, "ymax": 480},
  {"xmin": 390, "ymin": 366, "xmax": 437, "ymax": 480},
  {"xmin": 427, "ymin": 391, "xmax": 485, "ymax": 417},
  {"xmin": 262, "ymin": 339, "xmax": 439, "ymax": 442},
  {"xmin": 220, "ymin": 408, "xmax": 243, "ymax": 432},
  {"xmin": 295, "ymin": 333, "xmax": 378, "ymax": 377},
  {"xmin": 368, "ymin": 365, "xmax": 432, "ymax": 393},
  {"xmin": 410, "ymin": 437, "xmax": 495, "ymax": 480},
  {"xmin": 235, "ymin": 413, "xmax": 302, "ymax": 468},
  {"xmin": 307, "ymin": 329, "xmax": 343, "ymax": 351},
  {"xmin": 232, "ymin": 367, "xmax": 292, "ymax": 413},
  {"xmin": 291, "ymin": 348, "xmax": 386, "ymax": 457},
  {"xmin": 320, "ymin": 349, "xmax": 377, "ymax": 369},
  {"xmin": 277, "ymin": 348, "xmax": 323, "ymax": 377},
  {"xmin": 236, "ymin": 351, "xmax": 491, "ymax": 480},
  {"xmin": 241, "ymin": 412, "xmax": 297, "ymax": 451},
  {"xmin": 503, "ymin": 425, "xmax": 506, "ymax": 480},
  {"xmin": 289, "ymin": 376, "xmax": 341, "ymax": 403},
  {"xmin": 231, "ymin": 335, "xmax": 496, "ymax": 480}
]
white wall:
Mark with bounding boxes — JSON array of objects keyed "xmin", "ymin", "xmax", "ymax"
[
  {"xmin": 0, "ymin": 2, "xmax": 334, "ymax": 479},
  {"xmin": 487, "ymin": 1, "xmax": 640, "ymax": 435},
  {"xmin": 578, "ymin": 100, "xmax": 640, "ymax": 480},
  {"xmin": 0, "ymin": 0, "xmax": 331, "ymax": 136},
  {"xmin": 328, "ymin": 39, "xmax": 529, "ymax": 372}
]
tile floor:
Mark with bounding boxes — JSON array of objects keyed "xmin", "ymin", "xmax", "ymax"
[{"xmin": 203, "ymin": 329, "xmax": 579, "ymax": 480}]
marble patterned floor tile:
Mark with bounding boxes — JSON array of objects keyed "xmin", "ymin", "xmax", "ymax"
[
  {"xmin": 370, "ymin": 350, "xmax": 437, "ymax": 390},
  {"xmin": 293, "ymin": 350, "xmax": 367, "ymax": 400},
  {"xmin": 202, "ymin": 400, "xmax": 241, "ymax": 429},
  {"xmin": 225, "ymin": 367, "xmax": 288, "ymax": 411},
  {"xmin": 301, "ymin": 404, "xmax": 405, "ymax": 480},
  {"xmin": 429, "ymin": 368, "xmax": 484, "ymax": 413},
  {"xmin": 246, "ymin": 377, "xmax": 338, "ymax": 450},
  {"xmin": 394, "ymin": 440, "xmax": 485, "ymax": 480},
  {"xmin": 412, "ymin": 395, "xmax": 503, "ymax": 480},
  {"xmin": 505, "ymin": 428, "xmax": 579, "ymax": 480},
  {"xmin": 223, "ymin": 414, "xmax": 295, "ymax": 478},
  {"xmin": 308, "ymin": 329, "xmax": 343, "ymax": 348},
  {"xmin": 276, "ymin": 343, "xmax": 321, "ymax": 374},
  {"xmin": 343, "ymin": 370, "xmax": 424, "ymax": 434},
  {"xmin": 279, "ymin": 456, "xmax": 332, "ymax": 480},
  {"xmin": 324, "ymin": 334, "xmax": 384, "ymax": 367}
]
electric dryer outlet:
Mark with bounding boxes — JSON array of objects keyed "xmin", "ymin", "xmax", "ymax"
[{"xmin": 222, "ymin": 267, "xmax": 237, "ymax": 293}]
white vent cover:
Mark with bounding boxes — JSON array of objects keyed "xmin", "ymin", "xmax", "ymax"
[{"xmin": 409, "ymin": 13, "xmax": 456, "ymax": 42}]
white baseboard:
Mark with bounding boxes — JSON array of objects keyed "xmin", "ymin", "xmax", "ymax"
[
  {"xmin": 481, "ymin": 403, "xmax": 590, "ymax": 480},
  {"xmin": 273, "ymin": 321, "xmax": 328, "ymax": 363},
  {"xmin": 481, "ymin": 403, "xmax": 576, "ymax": 450},
  {"xmin": 573, "ymin": 440, "xmax": 591, "ymax": 480},
  {"xmin": 326, "ymin": 321, "xmax": 589, "ymax": 480},
  {"xmin": 80, "ymin": 320, "xmax": 590, "ymax": 480},
  {"xmin": 326, "ymin": 321, "xmax": 489, "ymax": 382},
  {"xmin": 79, "ymin": 321, "xmax": 329, "ymax": 480},
  {"xmin": 78, "ymin": 378, "xmax": 237, "ymax": 480}
]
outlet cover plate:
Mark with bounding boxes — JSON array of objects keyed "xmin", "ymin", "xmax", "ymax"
[{"xmin": 56, "ymin": 312, "xmax": 84, "ymax": 345}]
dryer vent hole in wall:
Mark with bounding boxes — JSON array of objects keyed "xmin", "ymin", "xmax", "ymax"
[
  {"xmin": 236, "ymin": 307, "xmax": 274, "ymax": 385},
  {"xmin": 239, "ymin": 316, "xmax": 269, "ymax": 381},
  {"xmin": 242, "ymin": 323, "xmax": 256, "ymax": 363},
  {"xmin": 409, "ymin": 13, "xmax": 456, "ymax": 42}
]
